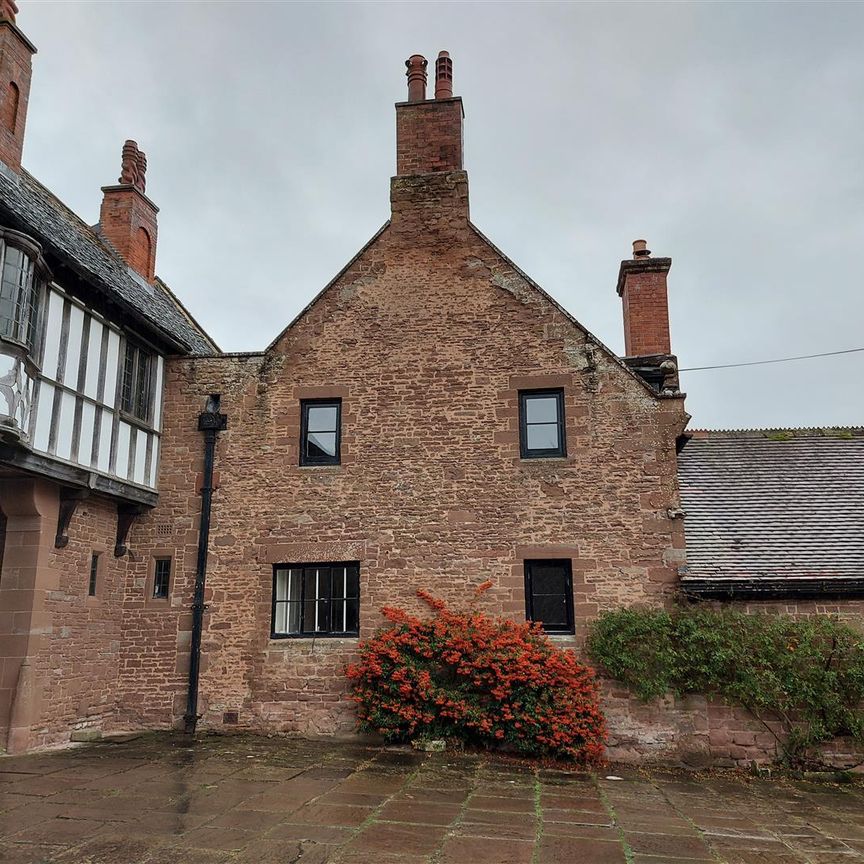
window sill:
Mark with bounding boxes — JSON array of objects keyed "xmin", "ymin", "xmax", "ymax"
[
  {"xmin": 298, "ymin": 464, "xmax": 343, "ymax": 471},
  {"xmin": 268, "ymin": 635, "xmax": 359, "ymax": 647}
]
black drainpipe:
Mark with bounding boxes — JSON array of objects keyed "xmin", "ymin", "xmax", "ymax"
[{"xmin": 184, "ymin": 394, "xmax": 227, "ymax": 735}]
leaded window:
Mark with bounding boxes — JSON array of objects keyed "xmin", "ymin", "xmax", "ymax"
[
  {"xmin": 272, "ymin": 563, "xmax": 359, "ymax": 637},
  {"xmin": 120, "ymin": 341, "xmax": 153, "ymax": 421},
  {"xmin": 0, "ymin": 237, "xmax": 41, "ymax": 349}
]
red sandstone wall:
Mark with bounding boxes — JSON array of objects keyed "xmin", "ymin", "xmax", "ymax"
[{"xmin": 122, "ymin": 193, "xmax": 687, "ymax": 738}]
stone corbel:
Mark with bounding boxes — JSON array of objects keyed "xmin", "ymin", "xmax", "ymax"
[
  {"xmin": 55, "ymin": 487, "xmax": 89, "ymax": 548},
  {"xmin": 115, "ymin": 503, "xmax": 145, "ymax": 557}
]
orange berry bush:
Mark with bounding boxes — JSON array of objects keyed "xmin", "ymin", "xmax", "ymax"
[{"xmin": 346, "ymin": 585, "xmax": 606, "ymax": 764}]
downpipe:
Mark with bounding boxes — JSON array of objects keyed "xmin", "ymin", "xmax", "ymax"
[{"xmin": 184, "ymin": 394, "xmax": 227, "ymax": 735}]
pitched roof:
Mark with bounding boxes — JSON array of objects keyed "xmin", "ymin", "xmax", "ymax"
[
  {"xmin": 0, "ymin": 168, "xmax": 217, "ymax": 354},
  {"xmin": 678, "ymin": 428, "xmax": 864, "ymax": 581}
]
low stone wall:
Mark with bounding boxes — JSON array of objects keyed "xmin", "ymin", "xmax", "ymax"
[{"xmin": 603, "ymin": 681, "xmax": 863, "ymax": 769}]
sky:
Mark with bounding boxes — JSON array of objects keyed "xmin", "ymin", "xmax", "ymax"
[{"xmin": 15, "ymin": 0, "xmax": 864, "ymax": 429}]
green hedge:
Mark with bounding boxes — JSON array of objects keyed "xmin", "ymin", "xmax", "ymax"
[{"xmin": 586, "ymin": 607, "xmax": 864, "ymax": 767}]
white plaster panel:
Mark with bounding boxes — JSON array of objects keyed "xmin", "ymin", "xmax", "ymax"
[
  {"xmin": 41, "ymin": 289, "xmax": 64, "ymax": 379},
  {"xmin": 103, "ymin": 330, "xmax": 120, "ymax": 409},
  {"xmin": 63, "ymin": 304, "xmax": 84, "ymax": 388},
  {"xmin": 79, "ymin": 400, "xmax": 96, "ymax": 467},
  {"xmin": 83, "ymin": 317, "xmax": 103, "ymax": 400},
  {"xmin": 115, "ymin": 420, "xmax": 131, "ymax": 479},
  {"xmin": 97, "ymin": 411, "xmax": 113, "ymax": 473},
  {"xmin": 55, "ymin": 391, "xmax": 76, "ymax": 460},
  {"xmin": 148, "ymin": 437, "xmax": 159, "ymax": 489},
  {"xmin": 134, "ymin": 428, "xmax": 148, "ymax": 485},
  {"xmin": 152, "ymin": 355, "xmax": 164, "ymax": 431},
  {"xmin": 32, "ymin": 381, "xmax": 53, "ymax": 452}
]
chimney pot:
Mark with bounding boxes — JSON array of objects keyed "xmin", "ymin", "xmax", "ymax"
[
  {"xmin": 0, "ymin": 0, "xmax": 18, "ymax": 24},
  {"xmin": 405, "ymin": 54, "xmax": 428, "ymax": 102},
  {"xmin": 632, "ymin": 238, "xmax": 651, "ymax": 258},
  {"xmin": 435, "ymin": 50, "xmax": 453, "ymax": 99}
]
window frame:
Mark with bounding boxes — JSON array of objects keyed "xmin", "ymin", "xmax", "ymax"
[
  {"xmin": 271, "ymin": 562, "xmax": 360, "ymax": 639},
  {"xmin": 299, "ymin": 398, "xmax": 342, "ymax": 467},
  {"xmin": 524, "ymin": 558, "xmax": 574, "ymax": 634},
  {"xmin": 518, "ymin": 388, "xmax": 567, "ymax": 459},
  {"xmin": 88, "ymin": 552, "xmax": 99, "ymax": 597},
  {"xmin": 0, "ymin": 233, "xmax": 45, "ymax": 352},
  {"xmin": 119, "ymin": 339, "xmax": 155, "ymax": 424},
  {"xmin": 153, "ymin": 557, "xmax": 171, "ymax": 599}
]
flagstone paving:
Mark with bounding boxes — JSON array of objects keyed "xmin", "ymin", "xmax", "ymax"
[{"xmin": 1, "ymin": 733, "xmax": 862, "ymax": 863}]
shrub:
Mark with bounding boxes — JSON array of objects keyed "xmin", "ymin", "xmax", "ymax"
[
  {"xmin": 587, "ymin": 607, "xmax": 864, "ymax": 767},
  {"xmin": 346, "ymin": 585, "xmax": 606, "ymax": 764}
]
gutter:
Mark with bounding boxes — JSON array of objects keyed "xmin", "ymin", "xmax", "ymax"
[{"xmin": 184, "ymin": 394, "xmax": 227, "ymax": 734}]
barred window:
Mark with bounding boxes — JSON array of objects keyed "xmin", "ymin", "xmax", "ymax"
[
  {"xmin": 120, "ymin": 341, "xmax": 153, "ymax": 421},
  {"xmin": 0, "ymin": 238, "xmax": 41, "ymax": 349},
  {"xmin": 153, "ymin": 558, "xmax": 171, "ymax": 599},
  {"xmin": 272, "ymin": 563, "xmax": 359, "ymax": 637}
]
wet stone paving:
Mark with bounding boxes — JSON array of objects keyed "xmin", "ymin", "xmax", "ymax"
[{"xmin": 1, "ymin": 734, "xmax": 863, "ymax": 863}]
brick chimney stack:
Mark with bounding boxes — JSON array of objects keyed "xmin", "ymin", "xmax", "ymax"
[
  {"xmin": 616, "ymin": 239, "xmax": 673, "ymax": 357},
  {"xmin": 0, "ymin": 0, "xmax": 37, "ymax": 174},
  {"xmin": 98, "ymin": 140, "xmax": 159, "ymax": 282},
  {"xmin": 392, "ymin": 51, "xmax": 468, "ymax": 239},
  {"xmin": 395, "ymin": 50, "xmax": 464, "ymax": 176}
]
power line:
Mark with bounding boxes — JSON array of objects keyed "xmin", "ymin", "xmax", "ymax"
[{"xmin": 679, "ymin": 346, "xmax": 864, "ymax": 372}]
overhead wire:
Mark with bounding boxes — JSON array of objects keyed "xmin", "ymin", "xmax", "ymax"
[{"xmin": 678, "ymin": 347, "xmax": 864, "ymax": 372}]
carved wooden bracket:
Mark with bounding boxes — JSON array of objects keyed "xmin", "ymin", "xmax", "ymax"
[
  {"xmin": 115, "ymin": 503, "xmax": 145, "ymax": 557},
  {"xmin": 55, "ymin": 488, "xmax": 89, "ymax": 548}
]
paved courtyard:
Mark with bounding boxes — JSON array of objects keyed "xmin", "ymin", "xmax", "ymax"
[{"xmin": 1, "ymin": 733, "xmax": 863, "ymax": 863}]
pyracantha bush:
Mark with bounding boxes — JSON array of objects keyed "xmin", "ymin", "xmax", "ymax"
[{"xmin": 346, "ymin": 584, "xmax": 606, "ymax": 764}]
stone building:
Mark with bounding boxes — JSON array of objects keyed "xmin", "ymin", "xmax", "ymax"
[{"xmin": 1, "ymin": 5, "xmax": 861, "ymax": 762}]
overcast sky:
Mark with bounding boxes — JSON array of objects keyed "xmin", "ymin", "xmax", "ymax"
[{"xmin": 17, "ymin": 1, "xmax": 864, "ymax": 429}]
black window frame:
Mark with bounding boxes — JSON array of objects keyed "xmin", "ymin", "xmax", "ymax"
[
  {"xmin": 518, "ymin": 389, "xmax": 566, "ymax": 459},
  {"xmin": 271, "ymin": 562, "xmax": 360, "ymax": 639},
  {"xmin": 524, "ymin": 559, "xmax": 574, "ymax": 634},
  {"xmin": 299, "ymin": 398, "xmax": 342, "ymax": 467},
  {"xmin": 153, "ymin": 557, "xmax": 171, "ymax": 599},
  {"xmin": 120, "ymin": 339, "xmax": 154, "ymax": 423}
]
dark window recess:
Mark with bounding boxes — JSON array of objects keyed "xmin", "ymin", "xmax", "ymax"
[
  {"xmin": 300, "ymin": 399, "xmax": 341, "ymax": 466},
  {"xmin": 153, "ymin": 558, "xmax": 171, "ymax": 599},
  {"xmin": 88, "ymin": 553, "xmax": 99, "ymax": 597},
  {"xmin": 272, "ymin": 563, "xmax": 359, "ymax": 637},
  {"xmin": 120, "ymin": 341, "xmax": 153, "ymax": 422},
  {"xmin": 524, "ymin": 559, "xmax": 574, "ymax": 634},
  {"xmin": 519, "ymin": 389, "xmax": 566, "ymax": 458}
]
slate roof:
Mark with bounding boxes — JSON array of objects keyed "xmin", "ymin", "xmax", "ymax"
[
  {"xmin": 678, "ymin": 428, "xmax": 864, "ymax": 581},
  {"xmin": 0, "ymin": 168, "xmax": 216, "ymax": 354}
]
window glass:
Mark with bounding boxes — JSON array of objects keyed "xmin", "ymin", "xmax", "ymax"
[
  {"xmin": 519, "ymin": 390, "xmax": 566, "ymax": 458},
  {"xmin": 153, "ymin": 558, "xmax": 171, "ymax": 599},
  {"xmin": 525, "ymin": 395, "xmax": 558, "ymax": 424},
  {"xmin": 88, "ymin": 553, "xmax": 99, "ymax": 597},
  {"xmin": 300, "ymin": 400, "xmax": 341, "ymax": 466},
  {"xmin": 273, "ymin": 563, "xmax": 359, "ymax": 637},
  {"xmin": 0, "ymin": 240, "xmax": 39, "ymax": 348},
  {"xmin": 121, "ymin": 341, "xmax": 153, "ymax": 422},
  {"xmin": 525, "ymin": 559, "xmax": 573, "ymax": 634}
]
